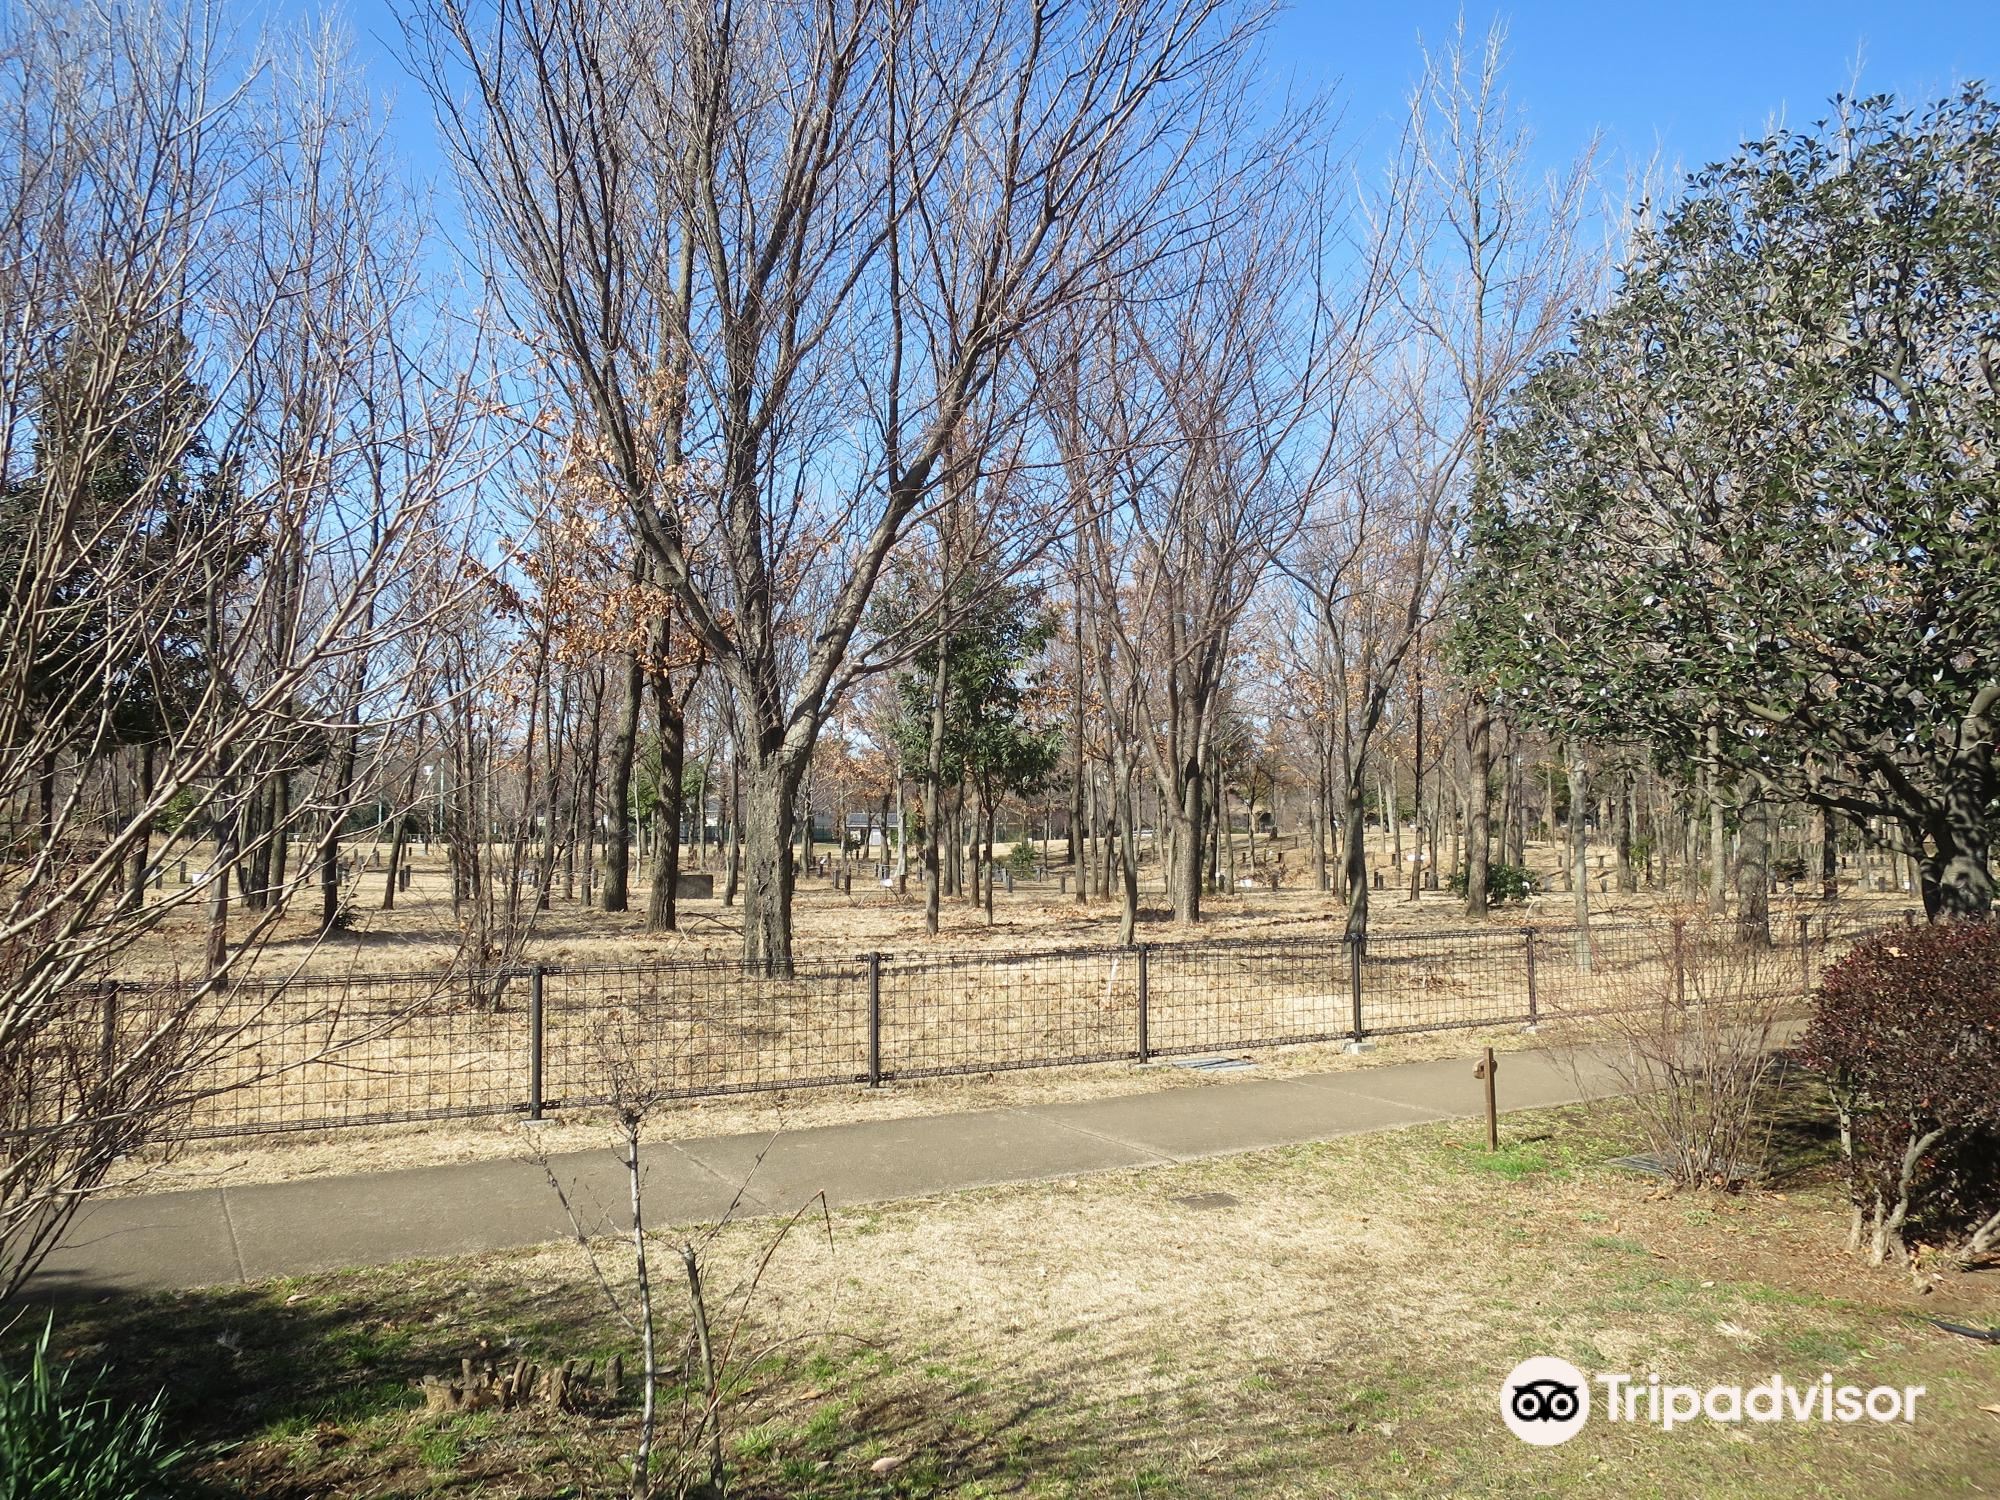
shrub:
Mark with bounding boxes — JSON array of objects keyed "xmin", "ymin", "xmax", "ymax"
[
  {"xmin": 1007, "ymin": 839, "xmax": 1038, "ymax": 879},
  {"xmin": 1446, "ymin": 862, "xmax": 1537, "ymax": 904},
  {"xmin": 0, "ymin": 1316, "xmax": 187, "ymax": 1499},
  {"xmin": 1800, "ymin": 921, "xmax": 2000, "ymax": 1269},
  {"xmin": 1555, "ymin": 914, "xmax": 1797, "ymax": 1188}
]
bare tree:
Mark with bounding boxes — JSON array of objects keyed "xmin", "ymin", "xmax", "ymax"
[
  {"xmin": 1285, "ymin": 436, "xmax": 1429, "ymax": 939},
  {"xmin": 0, "ymin": 1, "xmax": 489, "ymax": 1299},
  {"xmin": 411, "ymin": 0, "xmax": 1271, "ymax": 970},
  {"xmin": 1387, "ymin": 17, "xmax": 1598, "ymax": 918},
  {"xmin": 1053, "ymin": 119, "xmax": 1370, "ymax": 926}
]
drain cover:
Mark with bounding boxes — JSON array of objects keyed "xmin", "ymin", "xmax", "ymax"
[
  {"xmin": 1172, "ymin": 1056, "xmax": 1255, "ymax": 1073},
  {"xmin": 1608, "ymin": 1153, "xmax": 1673, "ymax": 1176},
  {"xmin": 1610, "ymin": 1152, "xmax": 1759, "ymax": 1182},
  {"xmin": 1171, "ymin": 1191, "xmax": 1240, "ymax": 1210}
]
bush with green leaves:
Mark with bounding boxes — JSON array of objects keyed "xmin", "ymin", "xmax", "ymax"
[
  {"xmin": 1, "ymin": 1317, "xmax": 187, "ymax": 1500},
  {"xmin": 1007, "ymin": 840, "xmax": 1039, "ymax": 879},
  {"xmin": 1447, "ymin": 863, "xmax": 1536, "ymax": 905},
  {"xmin": 1800, "ymin": 922, "xmax": 2000, "ymax": 1269}
]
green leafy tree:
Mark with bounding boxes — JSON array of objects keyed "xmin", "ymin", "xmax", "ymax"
[
  {"xmin": 1, "ymin": 314, "xmax": 238, "ymax": 754},
  {"xmin": 1457, "ymin": 89, "xmax": 2000, "ymax": 919},
  {"xmin": 891, "ymin": 584, "xmax": 1062, "ymax": 918}
]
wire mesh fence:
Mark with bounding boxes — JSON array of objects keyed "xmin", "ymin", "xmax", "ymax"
[{"xmin": 112, "ymin": 909, "xmax": 1913, "ymax": 1141}]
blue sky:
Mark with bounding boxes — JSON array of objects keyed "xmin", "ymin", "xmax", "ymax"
[
  {"xmin": 320, "ymin": 0, "xmax": 1997, "ymax": 230},
  {"xmin": 1267, "ymin": 1, "xmax": 1997, "ymax": 183}
]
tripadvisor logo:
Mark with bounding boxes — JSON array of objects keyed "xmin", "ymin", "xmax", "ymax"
[
  {"xmin": 1501, "ymin": 1357, "xmax": 1590, "ymax": 1445},
  {"xmin": 1500, "ymin": 1357, "xmax": 1925, "ymax": 1446}
]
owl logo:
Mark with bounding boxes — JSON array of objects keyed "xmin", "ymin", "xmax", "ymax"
[{"xmin": 1501, "ymin": 1357, "xmax": 1591, "ymax": 1445}]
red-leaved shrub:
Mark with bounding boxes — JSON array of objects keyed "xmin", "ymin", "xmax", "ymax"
[{"xmin": 1800, "ymin": 921, "xmax": 2000, "ymax": 1268}]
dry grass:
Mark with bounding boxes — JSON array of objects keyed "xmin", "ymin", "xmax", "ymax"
[
  {"xmin": 126, "ymin": 914, "xmax": 1876, "ymax": 1141},
  {"xmin": 94, "ymin": 834, "xmax": 1913, "ymax": 1177},
  {"xmin": 40, "ymin": 1094, "xmax": 2000, "ymax": 1498},
  {"xmin": 112, "ymin": 831, "xmax": 1910, "ymax": 981},
  {"xmin": 103, "ymin": 924, "xmax": 1685, "ymax": 1150}
]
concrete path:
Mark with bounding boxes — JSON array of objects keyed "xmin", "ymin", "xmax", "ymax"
[{"xmin": 29, "ymin": 1045, "xmax": 1626, "ymax": 1298}]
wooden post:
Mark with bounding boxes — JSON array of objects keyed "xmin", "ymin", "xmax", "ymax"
[{"xmin": 1477, "ymin": 1047, "xmax": 1499, "ymax": 1152}]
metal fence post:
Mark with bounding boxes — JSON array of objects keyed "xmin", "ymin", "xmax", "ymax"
[
  {"xmin": 100, "ymin": 980, "xmax": 119, "ymax": 1082},
  {"xmin": 1346, "ymin": 935, "xmax": 1367, "ymax": 1049},
  {"xmin": 1671, "ymin": 918, "xmax": 1687, "ymax": 1007},
  {"xmin": 866, "ymin": 952, "xmax": 882, "ymax": 1088},
  {"xmin": 1135, "ymin": 943, "xmax": 1150, "ymax": 1063},
  {"xmin": 1522, "ymin": 927, "xmax": 1539, "ymax": 1030},
  {"xmin": 527, "ymin": 967, "xmax": 545, "ymax": 1121}
]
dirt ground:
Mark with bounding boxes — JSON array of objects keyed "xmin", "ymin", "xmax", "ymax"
[
  {"xmin": 113, "ymin": 830, "xmax": 1912, "ymax": 980},
  {"xmin": 37, "ymin": 1091, "xmax": 2000, "ymax": 1499},
  {"xmin": 94, "ymin": 832, "xmax": 1913, "ymax": 1185}
]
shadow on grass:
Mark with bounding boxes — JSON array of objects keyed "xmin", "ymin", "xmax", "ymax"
[
  {"xmin": 4, "ymin": 1262, "xmax": 1342, "ymax": 1499},
  {"xmin": 1758, "ymin": 1057, "xmax": 1844, "ymax": 1186}
]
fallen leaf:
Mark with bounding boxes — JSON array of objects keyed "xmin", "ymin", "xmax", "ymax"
[{"xmin": 870, "ymin": 1455, "xmax": 907, "ymax": 1475}]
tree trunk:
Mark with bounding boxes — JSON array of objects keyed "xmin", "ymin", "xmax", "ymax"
[
  {"xmin": 983, "ymin": 791, "xmax": 997, "ymax": 924},
  {"xmin": 960, "ymin": 788, "xmax": 976, "ymax": 904},
  {"xmin": 924, "ymin": 648, "xmax": 946, "ymax": 931},
  {"xmin": 799, "ymin": 779, "xmax": 814, "ymax": 878},
  {"xmin": 1070, "ymin": 590, "xmax": 1088, "ymax": 899},
  {"xmin": 1167, "ymin": 755, "xmax": 1204, "ymax": 923},
  {"xmin": 122, "ymin": 742, "xmax": 156, "ymax": 915},
  {"xmin": 723, "ymin": 752, "xmax": 740, "ymax": 907},
  {"xmin": 1101, "ymin": 781, "xmax": 1118, "ymax": 900},
  {"xmin": 893, "ymin": 772, "xmax": 908, "ymax": 883},
  {"xmin": 243, "ymin": 775, "xmax": 271, "ymax": 909},
  {"xmin": 383, "ymin": 813, "xmax": 409, "ymax": 910},
  {"xmin": 1111, "ymin": 742, "xmax": 1139, "ymax": 944},
  {"xmin": 246, "ymin": 780, "xmax": 274, "ymax": 912},
  {"xmin": 581, "ymin": 669, "xmax": 603, "ymax": 906},
  {"xmin": 1567, "ymin": 749, "xmax": 1591, "ymax": 970},
  {"xmin": 1392, "ymin": 768, "xmax": 1408, "ymax": 888},
  {"xmin": 318, "ymin": 727, "xmax": 360, "ymax": 935},
  {"xmin": 206, "ymin": 795, "xmax": 235, "ymax": 984},
  {"xmin": 1736, "ymin": 797, "xmax": 1772, "ymax": 945},
  {"xmin": 1341, "ymin": 766, "xmax": 1369, "ymax": 942},
  {"xmin": 537, "ymin": 678, "xmax": 564, "ymax": 912},
  {"xmin": 1705, "ymin": 721, "xmax": 1729, "ymax": 912},
  {"xmin": 1309, "ymin": 776, "xmax": 1328, "ymax": 892},
  {"xmin": 1082, "ymin": 767, "xmax": 1099, "ymax": 902},
  {"xmin": 739, "ymin": 749, "xmax": 804, "ymax": 973},
  {"xmin": 1614, "ymin": 773, "xmax": 1635, "ymax": 893},
  {"xmin": 928, "ymin": 752, "xmax": 944, "ymax": 940},
  {"xmin": 601, "ymin": 650, "xmax": 643, "ymax": 913},
  {"xmin": 1407, "ymin": 679, "xmax": 1426, "ymax": 901},
  {"xmin": 1208, "ymin": 759, "xmax": 1224, "ymax": 894},
  {"xmin": 1464, "ymin": 696, "xmax": 1493, "ymax": 916},
  {"xmin": 1927, "ymin": 684, "xmax": 1997, "ymax": 919},
  {"xmin": 35, "ymin": 750, "xmax": 56, "ymax": 854},
  {"xmin": 645, "ymin": 673, "xmax": 685, "ymax": 932}
]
